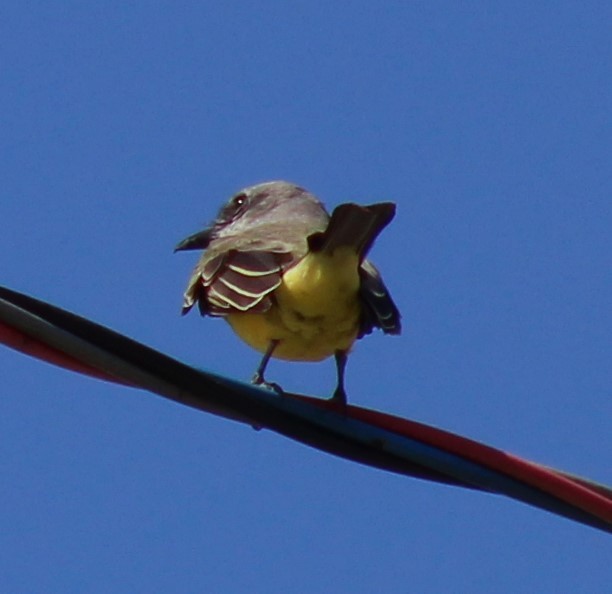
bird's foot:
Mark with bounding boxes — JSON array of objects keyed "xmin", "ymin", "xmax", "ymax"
[
  {"xmin": 329, "ymin": 386, "xmax": 348, "ymax": 412},
  {"xmin": 251, "ymin": 373, "xmax": 284, "ymax": 395}
]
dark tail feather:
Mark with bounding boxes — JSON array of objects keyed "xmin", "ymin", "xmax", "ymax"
[
  {"xmin": 358, "ymin": 260, "xmax": 402, "ymax": 336},
  {"xmin": 308, "ymin": 202, "xmax": 396, "ymax": 260}
]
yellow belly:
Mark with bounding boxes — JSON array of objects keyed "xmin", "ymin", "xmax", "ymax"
[{"xmin": 226, "ymin": 248, "xmax": 361, "ymax": 361}]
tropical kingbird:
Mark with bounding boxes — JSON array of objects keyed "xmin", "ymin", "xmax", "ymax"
[{"xmin": 175, "ymin": 181, "xmax": 401, "ymax": 405}]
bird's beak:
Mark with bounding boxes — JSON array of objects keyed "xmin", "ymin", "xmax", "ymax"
[{"xmin": 174, "ymin": 228, "xmax": 213, "ymax": 252}]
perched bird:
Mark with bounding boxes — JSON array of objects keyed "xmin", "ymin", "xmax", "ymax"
[{"xmin": 175, "ymin": 181, "xmax": 401, "ymax": 406}]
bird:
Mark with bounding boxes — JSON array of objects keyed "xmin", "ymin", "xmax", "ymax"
[{"xmin": 175, "ymin": 181, "xmax": 401, "ymax": 406}]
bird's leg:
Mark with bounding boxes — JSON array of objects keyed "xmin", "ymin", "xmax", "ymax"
[
  {"xmin": 251, "ymin": 339, "xmax": 283, "ymax": 393},
  {"xmin": 331, "ymin": 350, "xmax": 348, "ymax": 408}
]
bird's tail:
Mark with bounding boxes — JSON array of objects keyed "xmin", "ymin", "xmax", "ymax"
[{"xmin": 307, "ymin": 202, "xmax": 396, "ymax": 260}]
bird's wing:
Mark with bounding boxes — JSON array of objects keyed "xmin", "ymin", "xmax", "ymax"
[
  {"xmin": 308, "ymin": 202, "xmax": 396, "ymax": 260},
  {"xmin": 182, "ymin": 250, "xmax": 296, "ymax": 316},
  {"xmin": 358, "ymin": 259, "xmax": 402, "ymax": 337}
]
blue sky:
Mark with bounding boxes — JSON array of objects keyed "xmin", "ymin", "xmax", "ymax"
[{"xmin": 1, "ymin": 2, "xmax": 610, "ymax": 592}]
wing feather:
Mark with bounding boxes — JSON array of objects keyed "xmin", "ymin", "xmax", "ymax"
[
  {"xmin": 358, "ymin": 260, "xmax": 401, "ymax": 337},
  {"xmin": 182, "ymin": 250, "xmax": 294, "ymax": 316}
]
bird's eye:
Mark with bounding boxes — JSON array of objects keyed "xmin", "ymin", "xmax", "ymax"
[
  {"xmin": 217, "ymin": 192, "xmax": 248, "ymax": 224},
  {"xmin": 233, "ymin": 193, "xmax": 246, "ymax": 207}
]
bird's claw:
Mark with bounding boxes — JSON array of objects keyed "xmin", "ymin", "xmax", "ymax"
[
  {"xmin": 329, "ymin": 387, "xmax": 348, "ymax": 412},
  {"xmin": 251, "ymin": 374, "xmax": 284, "ymax": 395}
]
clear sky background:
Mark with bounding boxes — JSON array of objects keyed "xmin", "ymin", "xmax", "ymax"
[{"xmin": 1, "ymin": 3, "xmax": 610, "ymax": 592}]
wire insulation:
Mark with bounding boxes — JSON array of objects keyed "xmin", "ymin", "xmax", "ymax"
[{"xmin": 0, "ymin": 285, "xmax": 610, "ymax": 533}]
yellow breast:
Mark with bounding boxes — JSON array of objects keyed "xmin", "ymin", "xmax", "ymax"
[{"xmin": 227, "ymin": 247, "xmax": 362, "ymax": 361}]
